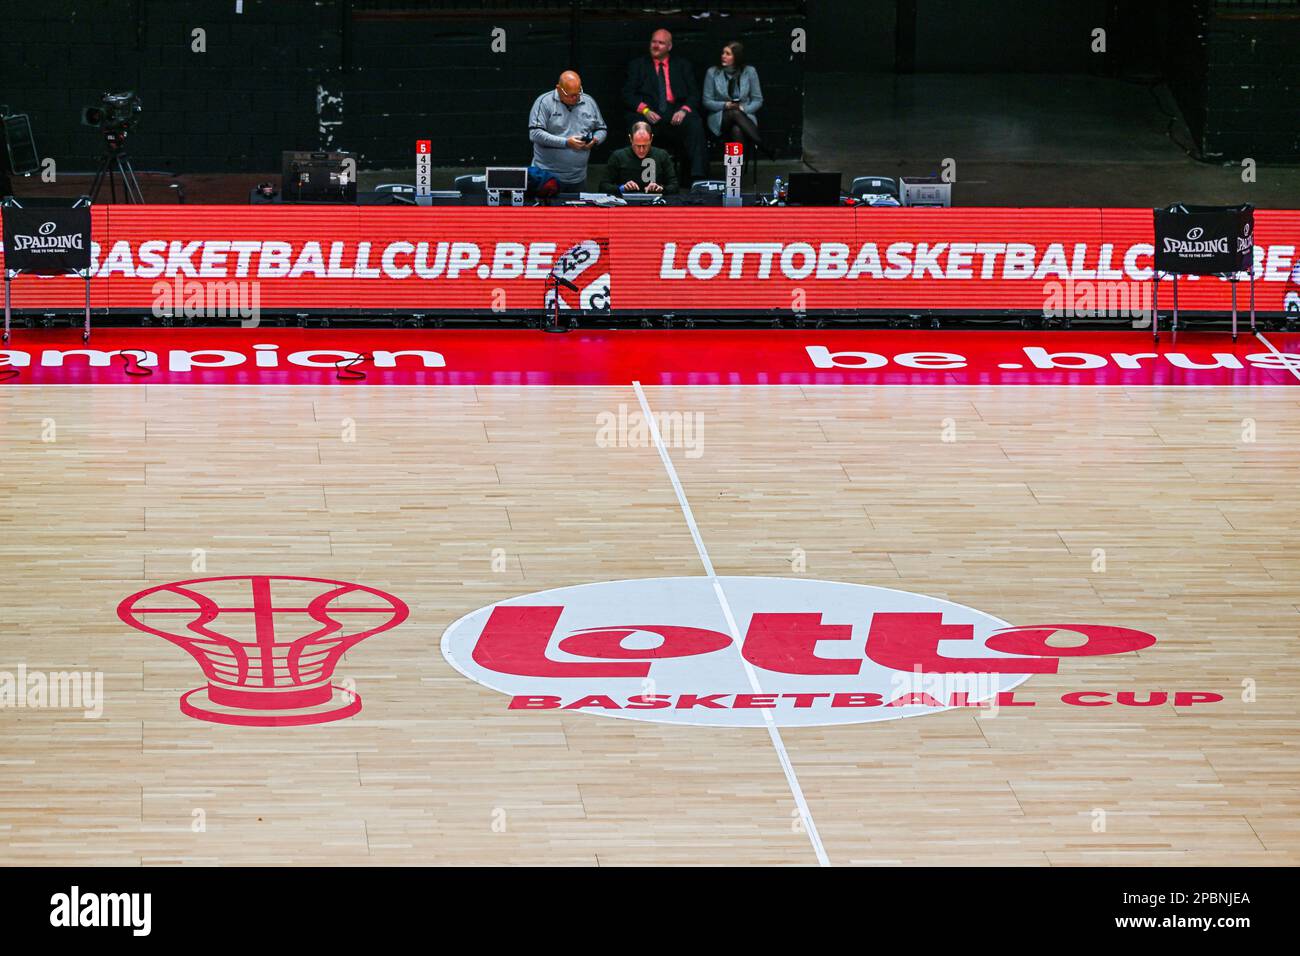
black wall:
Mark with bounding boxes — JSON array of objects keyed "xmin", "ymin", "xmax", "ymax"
[
  {"xmin": 1201, "ymin": 6, "xmax": 1300, "ymax": 161},
  {"xmin": 0, "ymin": 0, "xmax": 806, "ymax": 174},
  {"xmin": 3, "ymin": 0, "xmax": 330, "ymax": 175},
  {"xmin": 804, "ymin": 0, "xmax": 895, "ymax": 73},
  {"xmin": 912, "ymin": 0, "xmax": 1110, "ymax": 73},
  {"xmin": 803, "ymin": 0, "xmax": 1298, "ymax": 163},
  {"xmin": 805, "ymin": 0, "xmax": 1116, "ymax": 74},
  {"xmin": 1161, "ymin": 0, "xmax": 1300, "ymax": 163}
]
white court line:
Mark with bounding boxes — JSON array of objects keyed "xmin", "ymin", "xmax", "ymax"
[
  {"xmin": 1253, "ymin": 331, "xmax": 1300, "ymax": 384},
  {"xmin": 632, "ymin": 379, "xmax": 831, "ymax": 868}
]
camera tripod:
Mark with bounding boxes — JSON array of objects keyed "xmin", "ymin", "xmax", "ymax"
[{"xmin": 89, "ymin": 134, "xmax": 144, "ymax": 204}]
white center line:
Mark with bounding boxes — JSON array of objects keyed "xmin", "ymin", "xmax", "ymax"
[
  {"xmin": 632, "ymin": 380, "xmax": 830, "ymax": 867},
  {"xmin": 1253, "ymin": 331, "xmax": 1300, "ymax": 384}
]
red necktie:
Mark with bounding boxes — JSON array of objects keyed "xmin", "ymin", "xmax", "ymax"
[{"xmin": 659, "ymin": 60, "xmax": 674, "ymax": 107}]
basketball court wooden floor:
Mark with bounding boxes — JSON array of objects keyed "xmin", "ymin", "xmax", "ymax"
[{"xmin": 1, "ymin": 380, "xmax": 1298, "ymax": 866}]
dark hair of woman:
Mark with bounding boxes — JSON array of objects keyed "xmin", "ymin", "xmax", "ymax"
[{"xmin": 724, "ymin": 40, "xmax": 745, "ymax": 72}]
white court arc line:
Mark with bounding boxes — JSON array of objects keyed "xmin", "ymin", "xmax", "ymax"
[
  {"xmin": 1253, "ymin": 331, "xmax": 1300, "ymax": 384},
  {"xmin": 632, "ymin": 379, "xmax": 831, "ymax": 868}
]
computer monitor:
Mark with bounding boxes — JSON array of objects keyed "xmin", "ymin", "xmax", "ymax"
[
  {"xmin": 485, "ymin": 167, "xmax": 528, "ymax": 192},
  {"xmin": 485, "ymin": 167, "xmax": 527, "ymax": 206},
  {"xmin": 786, "ymin": 172, "xmax": 842, "ymax": 206}
]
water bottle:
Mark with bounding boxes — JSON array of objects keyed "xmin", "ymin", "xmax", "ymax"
[{"xmin": 772, "ymin": 176, "xmax": 783, "ymax": 203}]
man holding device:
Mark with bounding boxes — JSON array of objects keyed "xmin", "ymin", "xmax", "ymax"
[{"xmin": 527, "ymin": 71, "xmax": 607, "ymax": 193}]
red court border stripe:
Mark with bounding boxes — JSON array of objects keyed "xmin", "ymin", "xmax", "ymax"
[{"xmin": 1, "ymin": 328, "xmax": 1297, "ymax": 386}]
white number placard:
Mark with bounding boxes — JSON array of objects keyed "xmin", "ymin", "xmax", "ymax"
[
  {"xmin": 415, "ymin": 140, "xmax": 431, "ymax": 197},
  {"xmin": 723, "ymin": 142, "xmax": 743, "ymax": 204}
]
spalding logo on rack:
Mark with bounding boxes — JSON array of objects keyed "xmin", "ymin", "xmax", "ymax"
[
  {"xmin": 1161, "ymin": 225, "xmax": 1229, "ymax": 257},
  {"xmin": 10, "ymin": 221, "xmax": 85, "ymax": 252},
  {"xmin": 440, "ymin": 577, "xmax": 1156, "ymax": 727}
]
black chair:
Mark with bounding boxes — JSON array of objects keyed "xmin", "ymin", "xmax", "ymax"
[
  {"xmin": 662, "ymin": 146, "xmax": 691, "ymax": 192},
  {"xmin": 690, "ymin": 180, "xmax": 726, "ymax": 195},
  {"xmin": 850, "ymin": 176, "xmax": 900, "ymax": 201},
  {"xmin": 454, "ymin": 174, "xmax": 486, "ymax": 196}
]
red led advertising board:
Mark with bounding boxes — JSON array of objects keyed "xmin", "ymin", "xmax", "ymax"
[{"xmin": 2, "ymin": 206, "xmax": 1297, "ymax": 315}]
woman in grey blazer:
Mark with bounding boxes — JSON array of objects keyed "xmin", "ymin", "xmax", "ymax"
[{"xmin": 702, "ymin": 41, "xmax": 768, "ymax": 157}]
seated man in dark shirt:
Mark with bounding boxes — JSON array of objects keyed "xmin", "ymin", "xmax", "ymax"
[
  {"xmin": 622, "ymin": 28, "xmax": 707, "ymax": 186},
  {"xmin": 601, "ymin": 121, "xmax": 679, "ymax": 196}
]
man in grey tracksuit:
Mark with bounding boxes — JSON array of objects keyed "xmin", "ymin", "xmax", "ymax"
[{"xmin": 528, "ymin": 71, "xmax": 607, "ymax": 192}]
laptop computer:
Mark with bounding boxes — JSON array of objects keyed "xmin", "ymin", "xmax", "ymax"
[{"xmin": 786, "ymin": 172, "xmax": 842, "ymax": 206}]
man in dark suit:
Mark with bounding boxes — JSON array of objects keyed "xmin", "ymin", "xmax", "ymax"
[
  {"xmin": 622, "ymin": 28, "xmax": 708, "ymax": 185},
  {"xmin": 600, "ymin": 122, "xmax": 679, "ymax": 195}
]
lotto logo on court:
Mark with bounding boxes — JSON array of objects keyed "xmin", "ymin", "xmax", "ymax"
[{"xmin": 440, "ymin": 577, "xmax": 1217, "ymax": 727}]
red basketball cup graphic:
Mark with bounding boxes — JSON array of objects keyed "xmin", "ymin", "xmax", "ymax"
[{"xmin": 118, "ymin": 575, "xmax": 409, "ymax": 727}]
